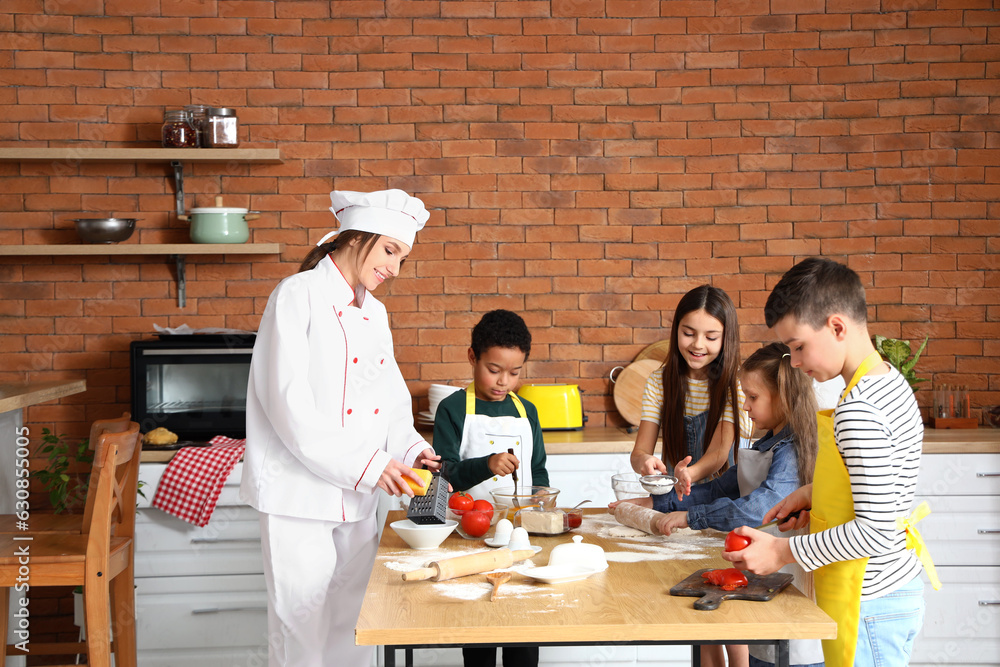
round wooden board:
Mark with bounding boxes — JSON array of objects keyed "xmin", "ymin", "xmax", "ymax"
[
  {"xmin": 612, "ymin": 358, "xmax": 664, "ymax": 427},
  {"xmin": 635, "ymin": 339, "xmax": 671, "ymax": 364}
]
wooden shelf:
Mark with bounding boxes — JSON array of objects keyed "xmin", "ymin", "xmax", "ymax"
[
  {"xmin": 0, "ymin": 147, "xmax": 282, "ymax": 163},
  {"xmin": 0, "ymin": 243, "xmax": 283, "ymax": 307},
  {"xmin": 0, "ymin": 243, "xmax": 283, "ymax": 256}
]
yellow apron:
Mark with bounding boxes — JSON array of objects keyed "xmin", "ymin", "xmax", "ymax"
[{"xmin": 812, "ymin": 352, "xmax": 941, "ymax": 667}]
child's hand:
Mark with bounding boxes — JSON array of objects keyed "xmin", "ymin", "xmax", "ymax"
[
  {"xmin": 673, "ymin": 456, "xmax": 693, "ymax": 500},
  {"xmin": 414, "ymin": 448, "xmax": 441, "ymax": 472},
  {"xmin": 488, "ymin": 452, "xmax": 520, "ymax": 477},
  {"xmin": 720, "ymin": 527, "xmax": 794, "ymax": 575},
  {"xmin": 762, "ymin": 484, "xmax": 812, "ymax": 531},
  {"xmin": 636, "ymin": 454, "xmax": 667, "ymax": 476},
  {"xmin": 608, "ymin": 496, "xmax": 653, "ymax": 510},
  {"xmin": 654, "ymin": 511, "xmax": 689, "ymax": 536}
]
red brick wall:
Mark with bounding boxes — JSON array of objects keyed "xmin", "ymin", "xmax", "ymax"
[{"xmin": 3, "ymin": 0, "xmax": 999, "ymax": 443}]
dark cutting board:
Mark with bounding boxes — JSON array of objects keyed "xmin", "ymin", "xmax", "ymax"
[{"xmin": 669, "ymin": 568, "xmax": 794, "ymax": 611}]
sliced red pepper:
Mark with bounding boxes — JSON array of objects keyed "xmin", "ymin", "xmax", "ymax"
[{"xmin": 702, "ymin": 568, "xmax": 749, "ymax": 591}]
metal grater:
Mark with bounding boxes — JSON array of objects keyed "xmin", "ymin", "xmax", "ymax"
[{"xmin": 406, "ymin": 469, "xmax": 450, "ymax": 525}]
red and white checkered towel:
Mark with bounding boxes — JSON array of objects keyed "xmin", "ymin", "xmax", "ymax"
[{"xmin": 152, "ymin": 436, "xmax": 245, "ymax": 527}]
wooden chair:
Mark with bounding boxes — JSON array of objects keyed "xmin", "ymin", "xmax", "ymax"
[
  {"xmin": 0, "ymin": 421, "xmax": 142, "ymax": 667},
  {"xmin": 0, "ymin": 412, "xmax": 134, "ymax": 535}
]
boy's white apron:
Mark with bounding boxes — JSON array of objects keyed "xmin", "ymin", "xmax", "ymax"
[{"xmin": 458, "ymin": 385, "xmax": 534, "ymax": 501}]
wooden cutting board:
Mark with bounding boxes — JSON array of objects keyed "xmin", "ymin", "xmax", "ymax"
[
  {"xmin": 669, "ymin": 568, "xmax": 794, "ymax": 611},
  {"xmin": 612, "ymin": 358, "xmax": 663, "ymax": 426}
]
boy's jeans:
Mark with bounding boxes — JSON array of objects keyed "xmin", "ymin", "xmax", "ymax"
[{"xmin": 855, "ymin": 576, "xmax": 925, "ymax": 667}]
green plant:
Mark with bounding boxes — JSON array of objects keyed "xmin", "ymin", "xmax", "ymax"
[
  {"xmin": 32, "ymin": 429, "xmax": 93, "ymax": 514},
  {"xmin": 32, "ymin": 429, "xmax": 145, "ymax": 514},
  {"xmin": 874, "ymin": 335, "xmax": 928, "ymax": 392}
]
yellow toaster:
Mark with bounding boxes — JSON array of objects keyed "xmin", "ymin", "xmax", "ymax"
[{"xmin": 516, "ymin": 384, "xmax": 585, "ymax": 430}]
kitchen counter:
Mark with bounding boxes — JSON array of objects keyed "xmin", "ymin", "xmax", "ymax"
[{"xmin": 139, "ymin": 424, "xmax": 1000, "ymax": 463}]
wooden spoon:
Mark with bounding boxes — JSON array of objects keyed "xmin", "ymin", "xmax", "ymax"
[{"xmin": 486, "ymin": 571, "xmax": 512, "ymax": 602}]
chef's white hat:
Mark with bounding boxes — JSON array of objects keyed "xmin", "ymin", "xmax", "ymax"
[{"xmin": 317, "ymin": 189, "xmax": 429, "ymax": 247}]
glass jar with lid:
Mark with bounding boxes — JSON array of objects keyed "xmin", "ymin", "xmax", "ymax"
[
  {"xmin": 183, "ymin": 104, "xmax": 210, "ymax": 147},
  {"xmin": 205, "ymin": 107, "xmax": 239, "ymax": 148},
  {"xmin": 161, "ymin": 109, "xmax": 198, "ymax": 148}
]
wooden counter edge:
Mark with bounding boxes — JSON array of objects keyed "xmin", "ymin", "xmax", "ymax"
[
  {"xmin": 0, "ymin": 379, "xmax": 86, "ymax": 414},
  {"xmin": 356, "ymin": 618, "xmax": 838, "ymax": 647},
  {"xmin": 140, "ymin": 424, "xmax": 1000, "ymax": 463}
]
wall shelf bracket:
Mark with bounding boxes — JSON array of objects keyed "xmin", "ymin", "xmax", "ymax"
[
  {"xmin": 171, "ymin": 161, "xmax": 185, "ymax": 215},
  {"xmin": 171, "ymin": 254, "xmax": 187, "ymax": 308}
]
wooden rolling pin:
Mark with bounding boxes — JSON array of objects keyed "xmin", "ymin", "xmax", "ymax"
[
  {"xmin": 402, "ymin": 548, "xmax": 536, "ymax": 582},
  {"xmin": 613, "ymin": 503, "xmax": 663, "ymax": 536}
]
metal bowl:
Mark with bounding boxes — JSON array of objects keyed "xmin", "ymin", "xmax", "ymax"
[{"xmin": 73, "ymin": 218, "xmax": 138, "ymax": 243}]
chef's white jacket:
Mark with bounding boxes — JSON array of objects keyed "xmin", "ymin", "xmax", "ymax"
[{"xmin": 241, "ymin": 254, "xmax": 428, "ymax": 522}]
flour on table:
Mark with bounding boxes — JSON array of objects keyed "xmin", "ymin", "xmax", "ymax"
[{"xmin": 432, "ymin": 580, "xmax": 566, "ymax": 603}]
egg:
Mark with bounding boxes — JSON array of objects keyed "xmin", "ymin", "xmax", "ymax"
[
  {"xmin": 492, "ymin": 518, "xmax": 514, "ymax": 546},
  {"xmin": 507, "ymin": 527, "xmax": 531, "ymax": 551}
]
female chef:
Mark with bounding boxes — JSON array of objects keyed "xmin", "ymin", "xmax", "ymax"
[{"xmin": 241, "ymin": 189, "xmax": 440, "ymax": 666}]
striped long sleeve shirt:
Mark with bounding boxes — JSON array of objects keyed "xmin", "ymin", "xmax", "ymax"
[{"xmin": 789, "ymin": 364, "xmax": 925, "ymax": 600}]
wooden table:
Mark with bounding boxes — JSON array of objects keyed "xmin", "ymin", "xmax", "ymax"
[{"xmin": 357, "ymin": 510, "xmax": 835, "ymax": 667}]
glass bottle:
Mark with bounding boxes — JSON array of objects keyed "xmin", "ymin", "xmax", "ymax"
[
  {"xmin": 205, "ymin": 107, "xmax": 239, "ymax": 148},
  {"xmin": 161, "ymin": 109, "xmax": 197, "ymax": 148}
]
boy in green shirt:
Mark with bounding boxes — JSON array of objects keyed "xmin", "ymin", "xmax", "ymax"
[
  {"xmin": 432, "ymin": 309, "xmax": 548, "ymax": 667},
  {"xmin": 433, "ymin": 309, "xmax": 549, "ymax": 499}
]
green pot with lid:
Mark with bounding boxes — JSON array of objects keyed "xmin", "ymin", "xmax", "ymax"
[{"xmin": 182, "ymin": 196, "xmax": 258, "ymax": 244}]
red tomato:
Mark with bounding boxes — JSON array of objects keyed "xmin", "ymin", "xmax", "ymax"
[
  {"xmin": 724, "ymin": 530, "xmax": 751, "ymax": 552},
  {"xmin": 448, "ymin": 492, "xmax": 474, "ymax": 513},
  {"xmin": 472, "ymin": 499, "xmax": 494, "ymax": 522},
  {"xmin": 461, "ymin": 510, "xmax": 491, "ymax": 537},
  {"xmin": 702, "ymin": 568, "xmax": 749, "ymax": 591}
]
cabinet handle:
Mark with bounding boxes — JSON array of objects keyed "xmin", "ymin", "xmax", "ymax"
[
  {"xmin": 977, "ymin": 529, "xmax": 1000, "ymax": 535},
  {"xmin": 192, "ymin": 606, "xmax": 267, "ymax": 615},
  {"xmin": 976, "ymin": 472, "xmax": 1000, "ymax": 477},
  {"xmin": 979, "ymin": 601, "xmax": 1000, "ymax": 607},
  {"xmin": 189, "ymin": 537, "xmax": 260, "ymax": 544}
]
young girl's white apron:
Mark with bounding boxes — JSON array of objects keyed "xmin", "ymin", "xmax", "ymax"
[
  {"xmin": 738, "ymin": 434, "xmax": 824, "ymax": 666},
  {"xmin": 457, "ymin": 385, "xmax": 534, "ymax": 501}
]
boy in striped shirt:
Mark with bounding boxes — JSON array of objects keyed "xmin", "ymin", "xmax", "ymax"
[{"xmin": 724, "ymin": 258, "xmax": 931, "ymax": 667}]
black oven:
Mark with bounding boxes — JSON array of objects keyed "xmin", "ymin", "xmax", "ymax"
[{"xmin": 130, "ymin": 334, "xmax": 255, "ymax": 442}]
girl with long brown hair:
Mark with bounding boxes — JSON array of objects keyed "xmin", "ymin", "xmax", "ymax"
[{"xmin": 629, "ymin": 285, "xmax": 753, "ymax": 498}]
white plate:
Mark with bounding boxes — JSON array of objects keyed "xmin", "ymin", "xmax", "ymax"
[
  {"xmin": 418, "ymin": 411, "xmax": 433, "ymax": 419},
  {"xmin": 484, "ymin": 538, "xmax": 542, "ymax": 552},
  {"xmin": 522, "ymin": 565, "xmax": 602, "ymax": 584}
]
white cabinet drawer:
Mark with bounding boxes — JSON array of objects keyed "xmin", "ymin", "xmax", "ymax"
[
  {"xmin": 546, "ymin": 453, "xmax": 634, "ymax": 508},
  {"xmin": 910, "ymin": 495, "xmax": 1000, "ymax": 566},
  {"xmin": 911, "ymin": 566, "xmax": 1000, "ymax": 664},
  {"xmin": 138, "ymin": 462, "xmax": 247, "ymax": 509},
  {"xmin": 135, "ymin": 574, "xmax": 267, "ymax": 651},
  {"xmin": 135, "ymin": 505, "xmax": 262, "ymax": 577},
  {"xmin": 917, "ymin": 454, "xmax": 1000, "ymax": 497}
]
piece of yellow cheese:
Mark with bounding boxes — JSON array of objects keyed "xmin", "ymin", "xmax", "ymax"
[{"xmin": 406, "ymin": 468, "xmax": 433, "ymax": 496}]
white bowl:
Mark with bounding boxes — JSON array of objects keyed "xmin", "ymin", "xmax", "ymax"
[{"xmin": 389, "ymin": 519, "xmax": 458, "ymax": 550}]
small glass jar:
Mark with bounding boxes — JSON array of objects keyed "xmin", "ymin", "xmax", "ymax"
[
  {"xmin": 205, "ymin": 107, "xmax": 239, "ymax": 148},
  {"xmin": 161, "ymin": 109, "xmax": 197, "ymax": 148},
  {"xmin": 183, "ymin": 104, "xmax": 210, "ymax": 147}
]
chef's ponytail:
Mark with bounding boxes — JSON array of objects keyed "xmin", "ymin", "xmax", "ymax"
[{"xmin": 298, "ymin": 230, "xmax": 382, "ymax": 273}]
